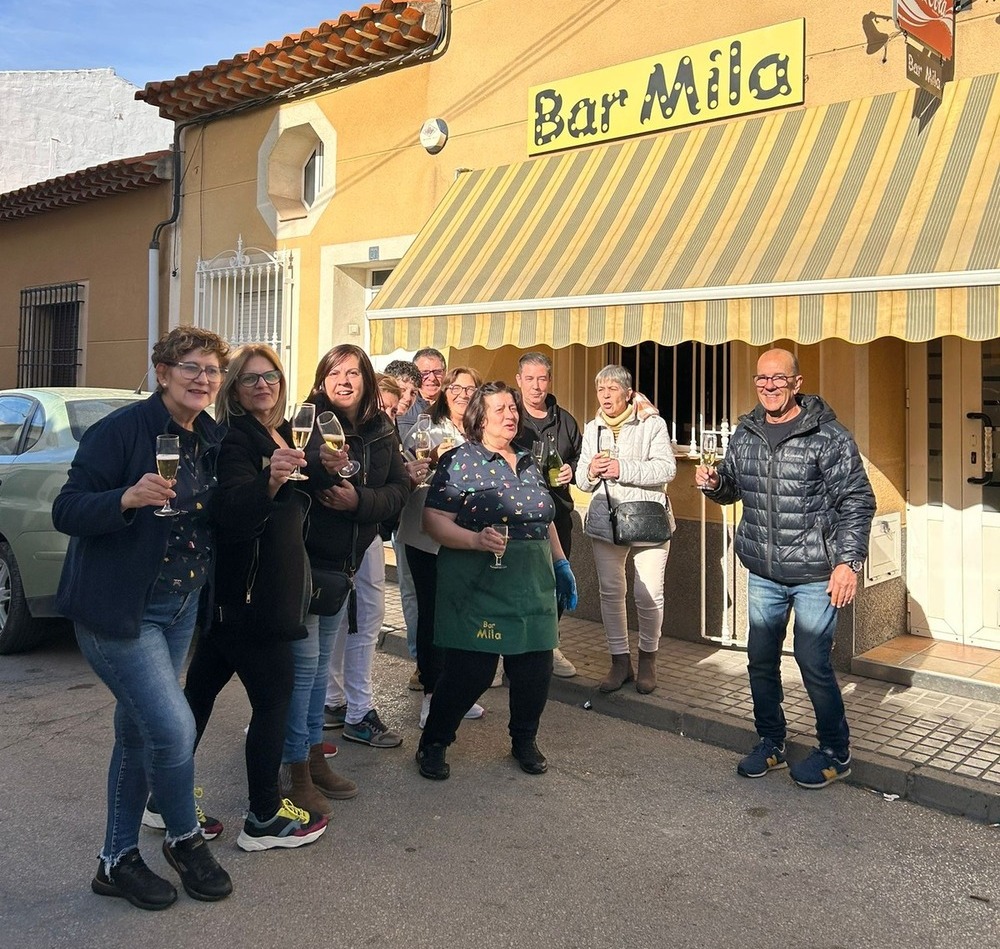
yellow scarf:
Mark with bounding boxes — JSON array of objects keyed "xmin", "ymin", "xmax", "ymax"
[{"xmin": 598, "ymin": 402, "xmax": 635, "ymax": 439}]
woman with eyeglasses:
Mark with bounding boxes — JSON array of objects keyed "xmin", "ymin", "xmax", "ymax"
[
  {"xmin": 299, "ymin": 345, "xmax": 409, "ymax": 763},
  {"xmin": 53, "ymin": 326, "xmax": 233, "ymax": 910},
  {"xmin": 397, "ymin": 368, "xmax": 489, "ymax": 728},
  {"xmin": 181, "ymin": 344, "xmax": 331, "ymax": 852}
]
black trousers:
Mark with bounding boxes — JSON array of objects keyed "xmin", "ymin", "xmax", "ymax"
[
  {"xmin": 421, "ymin": 647, "xmax": 553, "ymax": 748},
  {"xmin": 184, "ymin": 624, "xmax": 294, "ymax": 821},
  {"xmin": 553, "ymin": 511, "xmax": 573, "ymax": 622},
  {"xmin": 406, "ymin": 544, "xmax": 445, "ymax": 694}
]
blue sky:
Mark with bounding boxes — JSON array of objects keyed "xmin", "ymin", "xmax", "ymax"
[{"xmin": 0, "ymin": 1, "xmax": 355, "ymax": 88}]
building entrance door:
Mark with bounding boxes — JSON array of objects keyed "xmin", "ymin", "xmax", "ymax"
[{"xmin": 908, "ymin": 338, "xmax": 1000, "ymax": 649}]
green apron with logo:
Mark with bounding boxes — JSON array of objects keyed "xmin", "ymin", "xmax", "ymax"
[{"xmin": 434, "ymin": 539, "xmax": 558, "ymax": 654}]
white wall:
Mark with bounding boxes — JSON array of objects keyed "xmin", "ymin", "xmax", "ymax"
[{"xmin": 0, "ymin": 68, "xmax": 171, "ymax": 193}]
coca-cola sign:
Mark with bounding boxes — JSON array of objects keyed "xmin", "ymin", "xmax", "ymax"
[{"xmin": 894, "ymin": 0, "xmax": 955, "ymax": 60}]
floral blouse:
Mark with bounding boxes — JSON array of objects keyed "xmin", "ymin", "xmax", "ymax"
[{"xmin": 425, "ymin": 440, "xmax": 555, "ymax": 540}]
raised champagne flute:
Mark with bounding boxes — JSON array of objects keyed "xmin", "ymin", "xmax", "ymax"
[
  {"xmin": 154, "ymin": 434, "xmax": 181, "ymax": 517},
  {"xmin": 700, "ymin": 432, "xmax": 718, "ymax": 469},
  {"xmin": 316, "ymin": 411, "xmax": 361, "ymax": 478},
  {"xmin": 490, "ymin": 523, "xmax": 509, "ymax": 570},
  {"xmin": 530, "ymin": 439, "xmax": 545, "ymax": 467},
  {"xmin": 288, "ymin": 403, "xmax": 315, "ymax": 481}
]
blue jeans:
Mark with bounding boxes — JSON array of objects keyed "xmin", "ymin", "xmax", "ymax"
[
  {"xmin": 283, "ymin": 601, "xmax": 348, "ymax": 764},
  {"xmin": 75, "ymin": 588, "xmax": 201, "ymax": 867},
  {"xmin": 746, "ymin": 574, "xmax": 850, "ymax": 756},
  {"xmin": 392, "ymin": 534, "xmax": 418, "ymax": 659}
]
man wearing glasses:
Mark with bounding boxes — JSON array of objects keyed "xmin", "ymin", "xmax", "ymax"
[
  {"xmin": 695, "ymin": 348, "xmax": 874, "ymax": 790},
  {"xmin": 512, "ymin": 352, "xmax": 582, "ymax": 677},
  {"xmin": 397, "ymin": 347, "xmax": 446, "ymax": 440}
]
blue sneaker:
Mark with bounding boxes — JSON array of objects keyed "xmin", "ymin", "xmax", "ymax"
[
  {"xmin": 790, "ymin": 747, "xmax": 852, "ymax": 789},
  {"xmin": 342, "ymin": 708, "xmax": 403, "ymax": 748},
  {"xmin": 737, "ymin": 738, "xmax": 787, "ymax": 778}
]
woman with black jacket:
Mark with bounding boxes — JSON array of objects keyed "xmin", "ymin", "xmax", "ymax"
[
  {"xmin": 286, "ymin": 345, "xmax": 410, "ymax": 772},
  {"xmin": 183, "ymin": 344, "xmax": 334, "ymax": 852}
]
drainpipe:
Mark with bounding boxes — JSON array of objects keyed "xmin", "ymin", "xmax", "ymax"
[{"xmin": 144, "ymin": 0, "xmax": 452, "ymax": 389}]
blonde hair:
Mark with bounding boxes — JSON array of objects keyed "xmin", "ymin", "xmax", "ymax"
[{"xmin": 216, "ymin": 344, "xmax": 287, "ymax": 430}]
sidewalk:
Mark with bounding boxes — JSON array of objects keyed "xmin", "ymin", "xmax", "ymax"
[{"xmin": 380, "ymin": 581, "xmax": 1000, "ymax": 823}]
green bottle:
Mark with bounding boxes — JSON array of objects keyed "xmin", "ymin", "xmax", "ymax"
[{"xmin": 546, "ymin": 442, "xmax": 563, "ymax": 488}]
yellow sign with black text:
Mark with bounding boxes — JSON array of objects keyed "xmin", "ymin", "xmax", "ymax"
[{"xmin": 528, "ymin": 19, "xmax": 806, "ymax": 155}]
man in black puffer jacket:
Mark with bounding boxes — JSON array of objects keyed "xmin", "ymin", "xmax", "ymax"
[{"xmin": 697, "ymin": 348, "xmax": 875, "ymax": 790}]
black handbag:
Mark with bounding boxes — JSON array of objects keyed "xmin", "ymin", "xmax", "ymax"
[
  {"xmin": 308, "ymin": 567, "xmax": 353, "ymax": 616},
  {"xmin": 602, "ymin": 479, "xmax": 672, "ymax": 547}
]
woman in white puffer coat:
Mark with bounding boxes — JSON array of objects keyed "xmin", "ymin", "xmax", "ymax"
[{"xmin": 576, "ymin": 365, "xmax": 676, "ymax": 695}]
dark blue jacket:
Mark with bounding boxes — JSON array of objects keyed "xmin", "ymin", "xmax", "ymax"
[
  {"xmin": 53, "ymin": 392, "xmax": 225, "ymax": 639},
  {"xmin": 704, "ymin": 395, "xmax": 875, "ymax": 584}
]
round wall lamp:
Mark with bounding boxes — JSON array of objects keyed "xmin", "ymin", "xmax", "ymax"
[{"xmin": 420, "ymin": 118, "xmax": 449, "ymax": 154}]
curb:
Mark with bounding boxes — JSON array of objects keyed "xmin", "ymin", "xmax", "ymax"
[{"xmin": 378, "ymin": 631, "xmax": 1000, "ymax": 824}]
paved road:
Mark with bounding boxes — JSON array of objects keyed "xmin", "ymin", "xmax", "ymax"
[{"xmin": 2, "ymin": 632, "xmax": 998, "ymax": 949}]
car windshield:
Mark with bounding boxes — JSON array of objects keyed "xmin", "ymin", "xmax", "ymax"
[{"xmin": 66, "ymin": 400, "xmax": 136, "ymax": 442}]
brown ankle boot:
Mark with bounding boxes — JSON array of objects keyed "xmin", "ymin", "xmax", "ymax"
[
  {"xmin": 598, "ymin": 653, "xmax": 635, "ymax": 693},
  {"xmin": 636, "ymin": 649, "xmax": 658, "ymax": 694},
  {"xmin": 309, "ymin": 743, "xmax": 359, "ymax": 800},
  {"xmin": 282, "ymin": 761, "xmax": 333, "ymax": 817}
]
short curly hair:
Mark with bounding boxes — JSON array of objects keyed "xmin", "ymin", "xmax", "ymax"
[
  {"xmin": 151, "ymin": 325, "xmax": 230, "ymax": 370},
  {"xmin": 383, "ymin": 359, "xmax": 421, "ymax": 390}
]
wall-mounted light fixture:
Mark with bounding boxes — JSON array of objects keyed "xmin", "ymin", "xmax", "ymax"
[{"xmin": 419, "ymin": 118, "xmax": 449, "ymax": 154}]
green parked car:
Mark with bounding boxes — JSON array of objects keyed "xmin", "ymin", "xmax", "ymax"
[{"xmin": 0, "ymin": 388, "xmax": 145, "ymax": 654}]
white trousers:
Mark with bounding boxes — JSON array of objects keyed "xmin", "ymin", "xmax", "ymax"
[
  {"xmin": 589, "ymin": 536, "xmax": 670, "ymax": 655},
  {"xmin": 324, "ymin": 536, "xmax": 386, "ymax": 723}
]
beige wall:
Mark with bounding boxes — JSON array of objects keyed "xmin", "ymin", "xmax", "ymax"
[{"xmin": 0, "ymin": 184, "xmax": 172, "ymax": 389}]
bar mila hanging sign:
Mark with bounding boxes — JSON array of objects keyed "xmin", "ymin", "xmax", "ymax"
[{"xmin": 528, "ymin": 19, "xmax": 805, "ymax": 156}]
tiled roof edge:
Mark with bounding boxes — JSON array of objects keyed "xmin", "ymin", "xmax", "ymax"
[
  {"xmin": 0, "ymin": 150, "xmax": 172, "ymax": 222},
  {"xmin": 136, "ymin": 1, "xmax": 442, "ymax": 121}
]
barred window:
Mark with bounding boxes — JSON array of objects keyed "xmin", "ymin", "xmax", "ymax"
[
  {"xmin": 195, "ymin": 238, "xmax": 290, "ymax": 351},
  {"xmin": 18, "ymin": 283, "xmax": 83, "ymax": 387}
]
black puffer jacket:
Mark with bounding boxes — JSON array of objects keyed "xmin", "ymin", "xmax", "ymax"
[
  {"xmin": 705, "ymin": 395, "xmax": 875, "ymax": 584},
  {"xmin": 303, "ymin": 398, "xmax": 409, "ymax": 571}
]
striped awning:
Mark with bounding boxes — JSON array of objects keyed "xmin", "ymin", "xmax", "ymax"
[{"xmin": 369, "ymin": 71, "xmax": 1000, "ymax": 354}]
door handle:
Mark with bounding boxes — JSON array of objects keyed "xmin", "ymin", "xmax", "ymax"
[{"xmin": 967, "ymin": 411, "xmax": 994, "ymax": 485}]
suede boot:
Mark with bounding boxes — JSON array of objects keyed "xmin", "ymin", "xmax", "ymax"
[
  {"xmin": 308, "ymin": 743, "xmax": 359, "ymax": 800},
  {"xmin": 598, "ymin": 653, "xmax": 635, "ymax": 693},
  {"xmin": 282, "ymin": 761, "xmax": 333, "ymax": 817},
  {"xmin": 636, "ymin": 649, "xmax": 658, "ymax": 694}
]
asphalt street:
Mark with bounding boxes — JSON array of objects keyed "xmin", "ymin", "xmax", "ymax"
[{"xmin": 1, "ymin": 629, "xmax": 998, "ymax": 949}]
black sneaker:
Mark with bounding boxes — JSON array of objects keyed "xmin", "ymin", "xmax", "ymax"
[
  {"xmin": 91, "ymin": 849, "xmax": 177, "ymax": 911},
  {"xmin": 415, "ymin": 742, "xmax": 450, "ymax": 780},
  {"xmin": 142, "ymin": 786, "xmax": 224, "ymax": 839},
  {"xmin": 162, "ymin": 834, "xmax": 233, "ymax": 902},
  {"xmin": 511, "ymin": 738, "xmax": 548, "ymax": 775},
  {"xmin": 323, "ymin": 703, "xmax": 347, "ymax": 730}
]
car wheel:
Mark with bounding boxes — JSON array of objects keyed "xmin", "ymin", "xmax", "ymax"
[{"xmin": 0, "ymin": 541, "xmax": 43, "ymax": 655}]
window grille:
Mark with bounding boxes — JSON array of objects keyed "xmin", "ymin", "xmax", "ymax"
[
  {"xmin": 18, "ymin": 283, "xmax": 84, "ymax": 387},
  {"xmin": 195, "ymin": 237, "xmax": 291, "ymax": 352}
]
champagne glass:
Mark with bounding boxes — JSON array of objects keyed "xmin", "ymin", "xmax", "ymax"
[
  {"xmin": 154, "ymin": 434, "xmax": 181, "ymax": 517},
  {"xmin": 316, "ymin": 411, "xmax": 360, "ymax": 478},
  {"xmin": 530, "ymin": 440, "xmax": 546, "ymax": 467},
  {"xmin": 288, "ymin": 403, "xmax": 315, "ymax": 481},
  {"xmin": 490, "ymin": 523, "xmax": 509, "ymax": 570},
  {"xmin": 700, "ymin": 432, "xmax": 718, "ymax": 468},
  {"xmin": 413, "ymin": 429, "xmax": 432, "ymax": 463},
  {"xmin": 416, "ymin": 413, "xmax": 431, "ymax": 433}
]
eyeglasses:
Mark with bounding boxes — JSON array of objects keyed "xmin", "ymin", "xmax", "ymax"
[
  {"xmin": 752, "ymin": 373, "xmax": 797, "ymax": 389},
  {"xmin": 167, "ymin": 361, "xmax": 226, "ymax": 382},
  {"xmin": 446, "ymin": 384, "xmax": 477, "ymax": 397},
  {"xmin": 420, "ymin": 369, "xmax": 445, "ymax": 379},
  {"xmin": 237, "ymin": 369, "xmax": 282, "ymax": 388}
]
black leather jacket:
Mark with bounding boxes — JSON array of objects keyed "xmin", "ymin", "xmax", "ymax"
[{"xmin": 705, "ymin": 395, "xmax": 875, "ymax": 584}]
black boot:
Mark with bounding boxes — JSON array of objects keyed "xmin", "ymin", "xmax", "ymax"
[
  {"xmin": 416, "ymin": 741, "xmax": 450, "ymax": 780},
  {"xmin": 511, "ymin": 738, "xmax": 548, "ymax": 775}
]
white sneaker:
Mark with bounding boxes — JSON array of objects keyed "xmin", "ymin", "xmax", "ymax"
[
  {"xmin": 419, "ymin": 693, "xmax": 432, "ymax": 729},
  {"xmin": 552, "ymin": 648, "xmax": 577, "ymax": 678},
  {"xmin": 463, "ymin": 703, "xmax": 485, "ymax": 720}
]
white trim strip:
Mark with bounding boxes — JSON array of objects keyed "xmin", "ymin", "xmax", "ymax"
[{"xmin": 367, "ymin": 269, "xmax": 1000, "ymax": 320}]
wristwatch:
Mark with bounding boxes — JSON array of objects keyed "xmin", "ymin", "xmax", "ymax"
[{"xmin": 846, "ymin": 560, "xmax": 864, "ymax": 574}]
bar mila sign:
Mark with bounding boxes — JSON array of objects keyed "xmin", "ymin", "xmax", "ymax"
[
  {"xmin": 905, "ymin": 42, "xmax": 947, "ymax": 98},
  {"xmin": 528, "ymin": 20, "xmax": 805, "ymax": 156}
]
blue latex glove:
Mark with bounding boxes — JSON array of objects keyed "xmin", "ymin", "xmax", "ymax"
[{"xmin": 553, "ymin": 558, "xmax": 578, "ymax": 612}]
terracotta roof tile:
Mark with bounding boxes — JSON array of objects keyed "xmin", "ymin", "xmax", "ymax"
[
  {"xmin": 136, "ymin": 1, "xmax": 442, "ymax": 121},
  {"xmin": 0, "ymin": 151, "xmax": 171, "ymax": 222}
]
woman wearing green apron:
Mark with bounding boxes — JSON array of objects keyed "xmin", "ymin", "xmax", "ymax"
[{"xmin": 416, "ymin": 382, "xmax": 578, "ymax": 780}]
